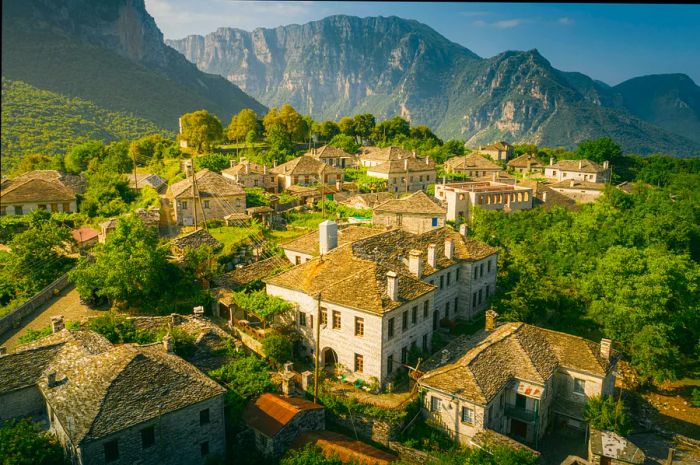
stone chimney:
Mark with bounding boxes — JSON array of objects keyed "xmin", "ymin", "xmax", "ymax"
[
  {"xmin": 319, "ymin": 220, "xmax": 338, "ymax": 255},
  {"xmin": 336, "ymin": 180, "xmax": 342, "ymax": 191},
  {"xmin": 570, "ymin": 180, "xmax": 575, "ymax": 188},
  {"xmin": 549, "ymin": 157, "xmax": 555, "ymax": 166},
  {"xmin": 485, "ymin": 309, "xmax": 498, "ymax": 331},
  {"xmin": 578, "ymin": 160, "xmax": 583, "ymax": 170},
  {"xmin": 245, "ymin": 162, "xmax": 250, "ymax": 174},
  {"xmin": 404, "ymin": 159, "xmax": 409, "ymax": 171},
  {"xmin": 459, "ymin": 223, "xmax": 468, "ymax": 236},
  {"xmin": 440, "ymin": 349, "xmax": 450, "ymax": 365},
  {"xmin": 230, "ymin": 158, "xmax": 237, "ymax": 168},
  {"xmin": 542, "ymin": 191, "xmax": 547, "ymax": 203},
  {"xmin": 284, "ymin": 361, "xmax": 294, "ymax": 373},
  {"xmin": 412, "ymin": 150, "xmax": 417, "ymax": 158},
  {"xmin": 178, "ymin": 117, "xmax": 183, "ymax": 135},
  {"xmin": 301, "ymin": 370, "xmax": 313, "ymax": 391},
  {"xmin": 425, "ymin": 156, "xmax": 430, "ymax": 165},
  {"xmin": 47, "ymin": 372, "xmax": 57, "ymax": 388},
  {"xmin": 427, "ymin": 244, "xmax": 437, "ymax": 268},
  {"xmin": 263, "ymin": 165, "xmax": 268, "ymax": 174},
  {"xmin": 409, "ymin": 250, "xmax": 423, "ymax": 278},
  {"xmin": 50, "ymin": 315, "xmax": 64, "ymax": 333},
  {"xmin": 386, "ymin": 271, "xmax": 399, "ymax": 301},
  {"xmin": 600, "ymin": 338, "xmax": 612, "ymax": 361},
  {"xmin": 444, "ymin": 238, "xmax": 454, "ymax": 260},
  {"xmin": 281, "ymin": 373, "xmax": 295, "ymax": 396},
  {"xmin": 603, "ymin": 161, "xmax": 609, "ymax": 170},
  {"xmin": 492, "ymin": 172, "xmax": 497, "ymax": 182},
  {"xmin": 193, "ymin": 306, "xmax": 205, "ymax": 318},
  {"xmin": 163, "ymin": 333, "xmax": 173, "ymax": 353}
]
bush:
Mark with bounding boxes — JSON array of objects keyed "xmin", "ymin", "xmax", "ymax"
[
  {"xmin": 0, "ymin": 418, "xmax": 69, "ymax": 465},
  {"xmin": 281, "ymin": 444, "xmax": 344, "ymax": 465},
  {"xmin": 262, "ymin": 332, "xmax": 293, "ymax": 368},
  {"xmin": 584, "ymin": 396, "xmax": 632, "ymax": 436}
]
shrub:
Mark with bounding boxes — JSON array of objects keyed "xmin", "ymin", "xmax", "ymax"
[
  {"xmin": 262, "ymin": 332, "xmax": 293, "ymax": 368},
  {"xmin": 584, "ymin": 396, "xmax": 632, "ymax": 436},
  {"xmin": 0, "ymin": 418, "xmax": 69, "ymax": 465}
]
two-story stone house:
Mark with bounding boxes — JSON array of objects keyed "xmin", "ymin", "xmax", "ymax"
[
  {"xmin": 222, "ymin": 157, "xmax": 277, "ymax": 192},
  {"xmin": 265, "ymin": 222, "xmax": 498, "ymax": 387},
  {"xmin": 306, "ymin": 145, "xmax": 357, "ymax": 169},
  {"xmin": 357, "ymin": 146, "xmax": 416, "ymax": 168},
  {"xmin": 417, "ymin": 312, "xmax": 617, "ymax": 448},
  {"xmin": 0, "ymin": 170, "xmax": 85, "ymax": 216},
  {"xmin": 507, "ymin": 154, "xmax": 545, "ymax": 176},
  {"xmin": 366, "ymin": 158, "xmax": 437, "ymax": 193},
  {"xmin": 443, "ymin": 154, "xmax": 501, "ymax": 178},
  {"xmin": 169, "ymin": 169, "xmax": 246, "ymax": 226},
  {"xmin": 271, "ymin": 156, "xmax": 344, "ymax": 192},
  {"xmin": 0, "ymin": 328, "xmax": 226, "ymax": 465},
  {"xmin": 476, "ymin": 141, "xmax": 514, "ymax": 162},
  {"xmin": 281, "ymin": 223, "xmax": 385, "ymax": 265},
  {"xmin": 372, "ymin": 191, "xmax": 446, "ymax": 234},
  {"xmin": 544, "ymin": 159, "xmax": 611, "ymax": 183},
  {"xmin": 434, "ymin": 181, "xmax": 533, "ymax": 222}
]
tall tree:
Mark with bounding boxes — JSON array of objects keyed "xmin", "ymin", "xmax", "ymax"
[
  {"xmin": 64, "ymin": 140, "xmax": 104, "ymax": 173},
  {"xmin": 179, "ymin": 110, "xmax": 223, "ymax": 153},
  {"xmin": 227, "ymin": 108, "xmax": 259, "ymax": 143},
  {"xmin": 317, "ymin": 120, "xmax": 340, "ymax": 142},
  {"xmin": 338, "ymin": 116, "xmax": 356, "ymax": 137},
  {"xmin": 353, "ymin": 113, "xmax": 376, "ymax": 143},
  {"xmin": 577, "ymin": 137, "xmax": 623, "ymax": 164},
  {"xmin": 80, "ymin": 168, "xmax": 135, "ymax": 217},
  {"xmin": 0, "ymin": 418, "xmax": 69, "ymax": 465}
]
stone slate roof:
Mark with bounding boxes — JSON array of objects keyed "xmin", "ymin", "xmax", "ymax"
[
  {"xmin": 339, "ymin": 192, "xmax": 395, "ymax": 209},
  {"xmin": 268, "ymin": 227, "xmax": 496, "ymax": 314},
  {"xmin": 444, "ymin": 154, "xmax": 501, "ymax": 172},
  {"xmin": 358, "ymin": 146, "xmax": 416, "ymax": 163},
  {"xmin": 282, "ymin": 225, "xmax": 386, "ymax": 257},
  {"xmin": 305, "ymin": 145, "xmax": 353, "ymax": 159},
  {"xmin": 171, "ymin": 228, "xmax": 222, "ymax": 253},
  {"xmin": 10, "ymin": 170, "xmax": 86, "ymax": 194},
  {"xmin": 270, "ymin": 156, "xmax": 343, "ymax": 177},
  {"xmin": 374, "ymin": 191, "xmax": 446, "ymax": 215},
  {"xmin": 418, "ymin": 323, "xmax": 617, "ymax": 405},
  {"xmin": 1, "ymin": 178, "xmax": 76, "ymax": 204},
  {"xmin": 367, "ymin": 157, "xmax": 436, "ymax": 174},
  {"xmin": 243, "ymin": 393, "xmax": 323, "ymax": 438},
  {"xmin": 550, "ymin": 180, "xmax": 606, "ymax": 191},
  {"xmin": 481, "ymin": 141, "xmax": 513, "ymax": 151},
  {"xmin": 222, "ymin": 160, "xmax": 270, "ymax": 176},
  {"xmin": 293, "ymin": 431, "xmax": 398, "ymax": 465},
  {"xmin": 507, "ymin": 154, "xmax": 545, "ymax": 169},
  {"xmin": 127, "ymin": 173, "xmax": 166, "ymax": 191},
  {"xmin": 589, "ymin": 430, "xmax": 645, "ymax": 464},
  {"xmin": 214, "ymin": 256, "xmax": 293, "ymax": 293},
  {"xmin": 170, "ymin": 169, "xmax": 245, "ymax": 199},
  {"xmin": 550, "ymin": 159, "xmax": 607, "ymax": 173}
]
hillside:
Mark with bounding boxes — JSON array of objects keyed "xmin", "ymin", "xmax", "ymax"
[
  {"xmin": 168, "ymin": 15, "xmax": 700, "ymax": 156},
  {"xmin": 1, "ymin": 78, "xmax": 171, "ymax": 170},
  {"xmin": 1, "ymin": 0, "xmax": 266, "ymax": 133}
]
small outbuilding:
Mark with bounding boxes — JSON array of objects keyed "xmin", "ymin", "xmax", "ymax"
[{"xmin": 588, "ymin": 430, "xmax": 645, "ymax": 465}]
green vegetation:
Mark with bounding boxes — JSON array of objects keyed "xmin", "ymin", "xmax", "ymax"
[
  {"xmin": 313, "ymin": 384, "xmax": 419, "ymax": 425},
  {"xmin": 262, "ymin": 332, "xmax": 294, "ymax": 368},
  {"xmin": 18, "ymin": 321, "xmax": 80, "ymax": 345},
  {"xmin": 230, "ymin": 290, "xmax": 294, "ymax": 324},
  {"xmin": 584, "ymin": 396, "xmax": 632, "ymax": 436},
  {"xmin": 179, "ymin": 110, "xmax": 223, "ymax": 153},
  {"xmin": 280, "ymin": 444, "xmax": 346, "ymax": 465},
  {"xmin": 0, "ymin": 418, "xmax": 69, "ymax": 465},
  {"xmin": 401, "ymin": 417, "xmax": 457, "ymax": 452}
]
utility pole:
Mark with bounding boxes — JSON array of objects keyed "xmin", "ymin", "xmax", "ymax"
[
  {"xmin": 314, "ymin": 292, "xmax": 321, "ymax": 403},
  {"xmin": 132, "ymin": 149, "xmax": 139, "ymax": 190},
  {"xmin": 188, "ymin": 161, "xmax": 199, "ymax": 230}
]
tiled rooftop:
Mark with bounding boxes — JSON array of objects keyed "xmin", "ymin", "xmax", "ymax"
[
  {"xmin": 243, "ymin": 393, "xmax": 323, "ymax": 438},
  {"xmin": 373, "ymin": 191, "xmax": 446, "ymax": 215},
  {"xmin": 170, "ymin": 169, "xmax": 245, "ymax": 198}
]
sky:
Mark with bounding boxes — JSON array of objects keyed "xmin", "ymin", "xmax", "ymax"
[{"xmin": 145, "ymin": 1, "xmax": 700, "ymax": 86}]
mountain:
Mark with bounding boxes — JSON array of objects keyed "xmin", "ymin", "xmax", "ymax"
[
  {"xmin": 168, "ymin": 15, "xmax": 700, "ymax": 156},
  {"xmin": 613, "ymin": 74, "xmax": 700, "ymax": 144},
  {"xmin": 1, "ymin": 0, "xmax": 266, "ymax": 135},
  {"xmin": 1, "ymin": 78, "xmax": 172, "ymax": 170}
]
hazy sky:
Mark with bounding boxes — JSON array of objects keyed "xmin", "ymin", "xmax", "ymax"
[{"xmin": 145, "ymin": 1, "xmax": 700, "ymax": 86}]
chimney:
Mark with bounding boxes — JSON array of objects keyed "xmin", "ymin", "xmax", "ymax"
[
  {"xmin": 281, "ymin": 373, "xmax": 295, "ymax": 396},
  {"xmin": 193, "ymin": 306, "xmax": 205, "ymax": 318},
  {"xmin": 319, "ymin": 220, "xmax": 338, "ymax": 255},
  {"xmin": 427, "ymin": 244, "xmax": 437, "ymax": 268},
  {"xmin": 492, "ymin": 172, "xmax": 497, "ymax": 182},
  {"xmin": 542, "ymin": 191, "xmax": 547, "ymax": 202},
  {"xmin": 459, "ymin": 223, "xmax": 467, "ymax": 236},
  {"xmin": 386, "ymin": 271, "xmax": 399, "ymax": 301},
  {"xmin": 485, "ymin": 309, "xmax": 498, "ymax": 331},
  {"xmin": 412, "ymin": 150, "xmax": 417, "ymax": 158},
  {"xmin": 404, "ymin": 159, "xmax": 409, "ymax": 171},
  {"xmin": 570, "ymin": 180, "xmax": 575, "ymax": 188},
  {"xmin": 425, "ymin": 156, "xmax": 430, "ymax": 165},
  {"xmin": 603, "ymin": 161, "xmax": 609, "ymax": 170},
  {"xmin": 163, "ymin": 333, "xmax": 173, "ymax": 353},
  {"xmin": 245, "ymin": 162, "xmax": 250, "ymax": 174},
  {"xmin": 263, "ymin": 165, "xmax": 268, "ymax": 174},
  {"xmin": 178, "ymin": 117, "xmax": 183, "ymax": 135},
  {"xmin": 600, "ymin": 338, "xmax": 612, "ymax": 361},
  {"xmin": 409, "ymin": 250, "xmax": 423, "ymax": 278},
  {"xmin": 47, "ymin": 372, "xmax": 57, "ymax": 388},
  {"xmin": 230, "ymin": 159, "xmax": 237, "ymax": 168},
  {"xmin": 549, "ymin": 157, "xmax": 554, "ymax": 166},
  {"xmin": 336, "ymin": 180, "xmax": 342, "ymax": 191},
  {"xmin": 440, "ymin": 349, "xmax": 450, "ymax": 365},
  {"xmin": 444, "ymin": 238, "xmax": 454, "ymax": 260},
  {"xmin": 578, "ymin": 160, "xmax": 583, "ymax": 170},
  {"xmin": 50, "ymin": 315, "xmax": 64, "ymax": 333},
  {"xmin": 284, "ymin": 361, "xmax": 294, "ymax": 373}
]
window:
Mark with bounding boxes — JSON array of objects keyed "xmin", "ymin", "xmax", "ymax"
[
  {"xmin": 14, "ymin": 206, "xmax": 23, "ymax": 215},
  {"xmin": 412, "ymin": 306, "xmax": 417, "ymax": 325},
  {"xmin": 50, "ymin": 203, "xmax": 58, "ymax": 212},
  {"xmin": 203, "ymin": 200, "xmax": 210, "ymax": 209},
  {"xmin": 439, "ymin": 275, "xmax": 444, "ymax": 289},
  {"xmin": 488, "ymin": 404, "xmax": 494, "ymax": 421},
  {"xmin": 422, "ymin": 334, "xmax": 428, "ymax": 351},
  {"xmin": 472, "ymin": 292, "xmax": 477, "ymax": 308},
  {"xmin": 181, "ymin": 201, "xmax": 188, "ymax": 210},
  {"xmin": 200, "ymin": 408, "xmax": 210, "ymax": 425},
  {"xmin": 430, "ymin": 396, "xmax": 441, "ymax": 412},
  {"xmin": 423, "ymin": 301, "xmax": 429, "ymax": 318},
  {"xmin": 295, "ymin": 255, "xmax": 301, "ymax": 265},
  {"xmin": 0, "ymin": 206, "xmax": 5, "ymax": 216},
  {"xmin": 388, "ymin": 318, "xmax": 395, "ymax": 339},
  {"xmin": 487, "ymin": 260, "xmax": 492, "ymax": 273},
  {"xmin": 332, "ymin": 310, "xmax": 341, "ymax": 330},
  {"xmin": 431, "ymin": 217, "xmax": 438, "ymax": 227},
  {"xmin": 402, "ymin": 311, "xmax": 408, "ymax": 332},
  {"xmin": 446, "ymin": 272, "xmax": 451, "ymax": 285},
  {"xmin": 104, "ymin": 440, "xmax": 119, "ymax": 462},
  {"xmin": 445, "ymin": 301, "xmax": 450, "ymax": 315},
  {"xmin": 299, "ymin": 312, "xmax": 307, "ymax": 327},
  {"xmin": 478, "ymin": 289, "xmax": 483, "ymax": 304},
  {"xmin": 486, "ymin": 286, "xmax": 490, "ymax": 298},
  {"xmin": 473, "ymin": 267, "xmax": 478, "ymax": 279},
  {"xmin": 454, "ymin": 297, "xmax": 459, "ymax": 312},
  {"xmin": 63, "ymin": 202, "xmax": 71, "ymax": 212},
  {"xmin": 387, "ymin": 354, "xmax": 394, "ymax": 374},
  {"xmin": 480, "ymin": 263, "xmax": 484, "ymax": 276},
  {"xmin": 38, "ymin": 204, "xmax": 47, "ymax": 210},
  {"xmin": 355, "ymin": 317, "xmax": 364, "ymax": 337},
  {"xmin": 401, "ymin": 346, "xmax": 408, "ymax": 364},
  {"xmin": 321, "ymin": 308, "xmax": 328, "ymax": 326},
  {"xmin": 141, "ymin": 426, "xmax": 155, "ymax": 448},
  {"xmin": 201, "ymin": 441, "xmax": 210, "ymax": 457},
  {"xmin": 354, "ymin": 354, "xmax": 364, "ymax": 373},
  {"xmin": 461, "ymin": 406, "xmax": 474, "ymax": 424},
  {"xmin": 573, "ymin": 378, "xmax": 586, "ymax": 395}
]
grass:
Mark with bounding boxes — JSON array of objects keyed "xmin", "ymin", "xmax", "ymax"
[
  {"xmin": 208, "ymin": 224, "xmax": 264, "ymax": 252},
  {"xmin": 285, "ymin": 211, "xmax": 334, "ymax": 229},
  {"xmin": 264, "ymin": 229, "xmax": 309, "ymax": 244}
]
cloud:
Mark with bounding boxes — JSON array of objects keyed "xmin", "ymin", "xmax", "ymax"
[
  {"xmin": 458, "ymin": 10, "xmax": 491, "ymax": 17},
  {"xmin": 473, "ymin": 18, "xmax": 527, "ymax": 29},
  {"xmin": 558, "ymin": 16, "xmax": 574, "ymax": 26}
]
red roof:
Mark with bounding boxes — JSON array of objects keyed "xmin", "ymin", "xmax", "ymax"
[
  {"xmin": 71, "ymin": 227, "xmax": 99, "ymax": 243},
  {"xmin": 293, "ymin": 431, "xmax": 397, "ymax": 465},
  {"xmin": 243, "ymin": 393, "xmax": 324, "ymax": 437}
]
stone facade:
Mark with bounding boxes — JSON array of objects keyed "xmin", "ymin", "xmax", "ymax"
[
  {"xmin": 366, "ymin": 158, "xmax": 436, "ymax": 194},
  {"xmin": 544, "ymin": 159, "xmax": 610, "ymax": 183},
  {"xmin": 222, "ymin": 158, "xmax": 277, "ymax": 192},
  {"xmin": 434, "ymin": 181, "xmax": 533, "ymax": 222},
  {"xmin": 0, "ymin": 385, "xmax": 46, "ymax": 422},
  {"xmin": 373, "ymin": 211, "xmax": 445, "ymax": 235},
  {"xmin": 169, "ymin": 169, "xmax": 246, "ymax": 226}
]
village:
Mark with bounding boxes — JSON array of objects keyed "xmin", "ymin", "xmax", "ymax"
[{"xmin": 1, "ymin": 112, "xmax": 698, "ymax": 465}]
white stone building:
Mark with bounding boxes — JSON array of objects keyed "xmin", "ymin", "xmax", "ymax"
[
  {"xmin": 544, "ymin": 159, "xmax": 611, "ymax": 183},
  {"xmin": 434, "ymin": 181, "xmax": 533, "ymax": 222},
  {"xmin": 0, "ymin": 170, "xmax": 85, "ymax": 216},
  {"xmin": 305, "ymin": 145, "xmax": 357, "ymax": 169},
  {"xmin": 372, "ymin": 191, "xmax": 446, "ymax": 234},
  {"xmin": 270, "ymin": 156, "xmax": 344, "ymax": 191},
  {"xmin": 222, "ymin": 157, "xmax": 277, "ymax": 192},
  {"xmin": 366, "ymin": 157, "xmax": 437, "ymax": 194},
  {"xmin": 357, "ymin": 146, "xmax": 417, "ymax": 168},
  {"xmin": 169, "ymin": 169, "xmax": 246, "ymax": 226},
  {"xmin": 549, "ymin": 180, "xmax": 606, "ymax": 204}
]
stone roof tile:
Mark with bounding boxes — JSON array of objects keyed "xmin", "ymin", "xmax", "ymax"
[{"xmin": 373, "ymin": 191, "xmax": 446, "ymax": 215}]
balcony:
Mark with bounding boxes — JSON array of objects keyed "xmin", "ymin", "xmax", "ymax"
[{"xmin": 504, "ymin": 403, "xmax": 538, "ymax": 423}]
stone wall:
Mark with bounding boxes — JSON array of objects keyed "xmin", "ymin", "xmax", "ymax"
[
  {"xmin": 268, "ymin": 407, "xmax": 325, "ymax": 457},
  {"xmin": 0, "ymin": 273, "xmax": 70, "ymax": 337},
  {"xmin": 327, "ymin": 410, "xmax": 402, "ymax": 446},
  {"xmin": 387, "ymin": 441, "xmax": 432, "ymax": 464},
  {"xmin": 232, "ymin": 325, "xmax": 266, "ymax": 358},
  {"xmin": 0, "ymin": 386, "xmax": 46, "ymax": 422}
]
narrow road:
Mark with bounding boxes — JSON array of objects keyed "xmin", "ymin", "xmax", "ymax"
[{"xmin": 0, "ymin": 286, "xmax": 103, "ymax": 352}]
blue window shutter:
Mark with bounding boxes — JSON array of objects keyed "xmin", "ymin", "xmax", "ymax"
[{"xmin": 432, "ymin": 217, "xmax": 438, "ymax": 227}]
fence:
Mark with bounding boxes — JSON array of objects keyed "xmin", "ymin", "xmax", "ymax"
[{"xmin": 0, "ymin": 273, "xmax": 71, "ymax": 337}]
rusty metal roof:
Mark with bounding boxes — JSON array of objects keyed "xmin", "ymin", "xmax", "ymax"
[{"xmin": 243, "ymin": 393, "xmax": 324, "ymax": 438}]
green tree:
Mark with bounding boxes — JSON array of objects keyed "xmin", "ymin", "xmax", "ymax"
[
  {"xmin": 443, "ymin": 140, "xmax": 466, "ymax": 157},
  {"xmin": 194, "ymin": 152, "xmax": 232, "ymax": 173},
  {"xmin": 584, "ymin": 396, "xmax": 632, "ymax": 436},
  {"xmin": 281, "ymin": 444, "xmax": 344, "ymax": 465},
  {"xmin": 629, "ymin": 325, "xmax": 681, "ymax": 384},
  {"xmin": 317, "ymin": 120, "xmax": 340, "ymax": 142},
  {"xmin": 10, "ymin": 153, "xmax": 58, "ymax": 176},
  {"xmin": 279, "ymin": 104, "xmax": 308, "ymax": 142},
  {"xmin": 227, "ymin": 108, "xmax": 259, "ymax": 143},
  {"xmin": 100, "ymin": 140, "xmax": 133, "ymax": 173},
  {"xmin": 353, "ymin": 113, "xmax": 376, "ymax": 143},
  {"xmin": 64, "ymin": 140, "xmax": 104, "ymax": 173},
  {"xmin": 577, "ymin": 137, "xmax": 623, "ymax": 164},
  {"xmin": 328, "ymin": 134, "xmax": 359, "ymax": 154},
  {"xmin": 338, "ymin": 116, "xmax": 356, "ymax": 137},
  {"xmin": 374, "ymin": 116, "xmax": 410, "ymax": 144},
  {"xmin": 0, "ymin": 418, "xmax": 69, "ymax": 465},
  {"xmin": 179, "ymin": 110, "xmax": 223, "ymax": 153},
  {"xmin": 266, "ymin": 125, "xmax": 296, "ymax": 165},
  {"xmin": 262, "ymin": 332, "xmax": 293, "ymax": 368},
  {"xmin": 80, "ymin": 169, "xmax": 135, "ymax": 217}
]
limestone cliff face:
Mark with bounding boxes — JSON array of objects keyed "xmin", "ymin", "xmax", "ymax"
[{"xmin": 168, "ymin": 15, "xmax": 700, "ymax": 155}]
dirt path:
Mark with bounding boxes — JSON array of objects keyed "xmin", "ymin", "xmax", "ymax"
[{"xmin": 0, "ymin": 286, "xmax": 103, "ymax": 352}]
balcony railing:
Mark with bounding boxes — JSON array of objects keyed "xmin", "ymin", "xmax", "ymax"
[{"xmin": 504, "ymin": 403, "xmax": 538, "ymax": 423}]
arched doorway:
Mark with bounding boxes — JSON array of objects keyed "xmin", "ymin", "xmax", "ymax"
[{"xmin": 322, "ymin": 347, "xmax": 338, "ymax": 369}]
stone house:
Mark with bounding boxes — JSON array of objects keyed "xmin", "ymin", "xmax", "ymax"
[
  {"xmin": 588, "ymin": 430, "xmax": 645, "ymax": 465},
  {"xmin": 281, "ymin": 222, "xmax": 385, "ymax": 265},
  {"xmin": 271, "ymin": 156, "xmax": 344, "ymax": 192},
  {"xmin": 306, "ymin": 145, "xmax": 357, "ymax": 169},
  {"xmin": 0, "ymin": 328, "xmax": 226, "ymax": 465},
  {"xmin": 265, "ymin": 222, "xmax": 498, "ymax": 387},
  {"xmin": 544, "ymin": 159, "xmax": 611, "ymax": 183},
  {"xmin": 549, "ymin": 180, "xmax": 606, "ymax": 204},
  {"xmin": 71, "ymin": 227, "xmax": 100, "ymax": 249},
  {"xmin": 434, "ymin": 181, "xmax": 533, "ymax": 222},
  {"xmin": 243, "ymin": 393, "xmax": 325, "ymax": 458},
  {"xmin": 338, "ymin": 192, "xmax": 395, "ymax": 210},
  {"xmin": 0, "ymin": 170, "xmax": 85, "ymax": 216},
  {"xmin": 476, "ymin": 141, "xmax": 514, "ymax": 162},
  {"xmin": 372, "ymin": 191, "xmax": 446, "ymax": 234},
  {"xmin": 507, "ymin": 154, "xmax": 545, "ymax": 176},
  {"xmin": 222, "ymin": 157, "xmax": 277, "ymax": 192},
  {"xmin": 443, "ymin": 154, "xmax": 501, "ymax": 178},
  {"xmin": 169, "ymin": 169, "xmax": 246, "ymax": 226},
  {"xmin": 357, "ymin": 146, "xmax": 417, "ymax": 168},
  {"xmin": 366, "ymin": 157, "xmax": 437, "ymax": 193},
  {"xmin": 127, "ymin": 173, "xmax": 167, "ymax": 193},
  {"xmin": 416, "ymin": 312, "xmax": 618, "ymax": 448},
  {"xmin": 170, "ymin": 228, "xmax": 223, "ymax": 257}
]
